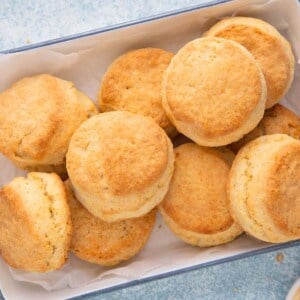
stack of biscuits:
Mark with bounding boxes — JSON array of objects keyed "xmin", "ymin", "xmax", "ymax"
[{"xmin": 0, "ymin": 16, "xmax": 299, "ymax": 273}]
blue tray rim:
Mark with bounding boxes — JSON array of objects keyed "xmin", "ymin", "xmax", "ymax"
[
  {"xmin": 71, "ymin": 240, "xmax": 300, "ymax": 299},
  {"xmin": 0, "ymin": 0, "xmax": 299, "ymax": 298},
  {"xmin": 0, "ymin": 0, "xmax": 233, "ymax": 54}
]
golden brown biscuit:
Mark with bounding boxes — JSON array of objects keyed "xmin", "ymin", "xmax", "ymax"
[
  {"xmin": 0, "ymin": 172, "xmax": 72, "ymax": 272},
  {"xmin": 98, "ymin": 48, "xmax": 176, "ymax": 137},
  {"xmin": 64, "ymin": 181, "xmax": 156, "ymax": 266},
  {"xmin": 162, "ymin": 37, "xmax": 267, "ymax": 146},
  {"xmin": 204, "ymin": 17, "xmax": 295, "ymax": 108},
  {"xmin": 66, "ymin": 111, "xmax": 174, "ymax": 222},
  {"xmin": 17, "ymin": 89, "xmax": 97, "ymax": 178},
  {"xmin": 229, "ymin": 104, "xmax": 300, "ymax": 152},
  {"xmin": 228, "ymin": 134, "xmax": 300, "ymax": 243},
  {"xmin": 0, "ymin": 74, "xmax": 97, "ymax": 172},
  {"xmin": 159, "ymin": 143, "xmax": 242, "ymax": 247}
]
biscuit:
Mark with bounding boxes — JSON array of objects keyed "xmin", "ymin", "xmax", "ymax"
[
  {"xmin": 0, "ymin": 74, "xmax": 97, "ymax": 172},
  {"xmin": 162, "ymin": 37, "xmax": 267, "ymax": 146},
  {"xmin": 228, "ymin": 134, "xmax": 300, "ymax": 243},
  {"xmin": 66, "ymin": 111, "xmax": 174, "ymax": 222},
  {"xmin": 98, "ymin": 48, "xmax": 176, "ymax": 137},
  {"xmin": 204, "ymin": 17, "xmax": 295, "ymax": 108},
  {"xmin": 229, "ymin": 104, "xmax": 300, "ymax": 152},
  {"xmin": 65, "ymin": 181, "xmax": 156, "ymax": 266},
  {"xmin": 159, "ymin": 143, "xmax": 242, "ymax": 247},
  {"xmin": 0, "ymin": 172, "xmax": 72, "ymax": 272},
  {"xmin": 17, "ymin": 89, "xmax": 98, "ymax": 178}
]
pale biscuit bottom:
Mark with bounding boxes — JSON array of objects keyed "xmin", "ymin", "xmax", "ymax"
[{"xmin": 159, "ymin": 206, "xmax": 242, "ymax": 247}]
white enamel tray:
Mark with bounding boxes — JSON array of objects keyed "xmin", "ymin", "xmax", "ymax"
[{"xmin": 0, "ymin": 0, "xmax": 299, "ymax": 299}]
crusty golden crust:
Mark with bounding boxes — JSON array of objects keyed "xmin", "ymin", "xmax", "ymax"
[
  {"xmin": 0, "ymin": 172, "xmax": 72, "ymax": 272},
  {"xmin": 66, "ymin": 111, "xmax": 174, "ymax": 221},
  {"xmin": 159, "ymin": 143, "xmax": 242, "ymax": 246},
  {"xmin": 265, "ymin": 144, "xmax": 300, "ymax": 236},
  {"xmin": 228, "ymin": 134, "xmax": 300, "ymax": 243},
  {"xmin": 229, "ymin": 104, "xmax": 300, "ymax": 153},
  {"xmin": 98, "ymin": 48, "xmax": 176, "ymax": 136},
  {"xmin": 162, "ymin": 37, "xmax": 267, "ymax": 146},
  {"xmin": 204, "ymin": 17, "xmax": 295, "ymax": 108},
  {"xmin": 68, "ymin": 111, "xmax": 169, "ymax": 195},
  {"xmin": 65, "ymin": 181, "xmax": 156, "ymax": 266},
  {"xmin": 0, "ymin": 74, "xmax": 95, "ymax": 170}
]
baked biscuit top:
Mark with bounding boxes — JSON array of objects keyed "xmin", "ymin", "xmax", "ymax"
[
  {"xmin": 163, "ymin": 37, "xmax": 266, "ymax": 139},
  {"xmin": 67, "ymin": 111, "xmax": 171, "ymax": 197},
  {"xmin": 204, "ymin": 17, "xmax": 295, "ymax": 108},
  {"xmin": 0, "ymin": 74, "xmax": 90, "ymax": 165},
  {"xmin": 161, "ymin": 143, "xmax": 235, "ymax": 234}
]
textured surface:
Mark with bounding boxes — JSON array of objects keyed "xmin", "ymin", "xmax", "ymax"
[
  {"xmin": 162, "ymin": 37, "xmax": 267, "ymax": 146},
  {"xmin": 66, "ymin": 111, "xmax": 174, "ymax": 221},
  {"xmin": 65, "ymin": 181, "xmax": 156, "ymax": 266},
  {"xmin": 160, "ymin": 143, "xmax": 242, "ymax": 246},
  {"xmin": 229, "ymin": 104, "xmax": 300, "ymax": 152},
  {"xmin": 73, "ymin": 245, "xmax": 300, "ymax": 300},
  {"xmin": 228, "ymin": 134, "xmax": 300, "ymax": 243},
  {"xmin": 204, "ymin": 17, "xmax": 295, "ymax": 108},
  {"xmin": 0, "ymin": 0, "xmax": 216, "ymax": 52},
  {"xmin": 99, "ymin": 48, "xmax": 176, "ymax": 136},
  {"xmin": 0, "ymin": 74, "xmax": 95, "ymax": 170},
  {"xmin": 0, "ymin": 0, "xmax": 299, "ymax": 299},
  {"xmin": 0, "ymin": 173, "xmax": 72, "ymax": 272}
]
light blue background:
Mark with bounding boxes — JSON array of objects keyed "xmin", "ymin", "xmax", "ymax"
[{"xmin": 0, "ymin": 1, "xmax": 299, "ymax": 299}]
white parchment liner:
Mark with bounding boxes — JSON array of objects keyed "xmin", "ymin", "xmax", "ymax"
[{"xmin": 0, "ymin": 0, "xmax": 299, "ymax": 299}]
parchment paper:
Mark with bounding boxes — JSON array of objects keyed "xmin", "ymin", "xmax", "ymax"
[{"xmin": 0, "ymin": 0, "xmax": 299, "ymax": 299}]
